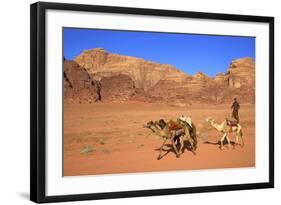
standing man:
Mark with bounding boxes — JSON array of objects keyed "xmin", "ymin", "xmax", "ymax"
[{"xmin": 231, "ymin": 98, "xmax": 240, "ymax": 122}]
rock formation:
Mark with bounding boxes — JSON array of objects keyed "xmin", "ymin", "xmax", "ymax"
[
  {"xmin": 74, "ymin": 48, "xmax": 188, "ymax": 91},
  {"xmin": 217, "ymin": 57, "xmax": 255, "ymax": 103},
  {"xmin": 99, "ymin": 74, "xmax": 136, "ymax": 102},
  {"xmin": 64, "ymin": 61, "xmax": 101, "ymax": 103},
  {"xmin": 226, "ymin": 57, "xmax": 255, "ymax": 89},
  {"xmin": 63, "ymin": 48, "xmax": 255, "ymax": 104}
]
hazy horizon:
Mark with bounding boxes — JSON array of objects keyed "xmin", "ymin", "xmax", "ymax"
[{"xmin": 63, "ymin": 27, "xmax": 255, "ymax": 77}]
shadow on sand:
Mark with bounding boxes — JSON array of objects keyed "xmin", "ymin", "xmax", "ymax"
[
  {"xmin": 155, "ymin": 140, "xmax": 194, "ymax": 160},
  {"xmin": 204, "ymin": 140, "xmax": 243, "ymax": 149}
]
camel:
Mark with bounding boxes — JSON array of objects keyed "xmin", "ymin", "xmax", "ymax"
[
  {"xmin": 206, "ymin": 117, "xmax": 244, "ymax": 150},
  {"xmin": 144, "ymin": 117, "xmax": 197, "ymax": 159},
  {"xmin": 177, "ymin": 115, "xmax": 198, "ymax": 152},
  {"xmin": 143, "ymin": 120, "xmax": 186, "ymax": 160}
]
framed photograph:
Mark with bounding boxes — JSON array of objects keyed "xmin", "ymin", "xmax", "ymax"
[{"xmin": 30, "ymin": 2, "xmax": 274, "ymax": 203}]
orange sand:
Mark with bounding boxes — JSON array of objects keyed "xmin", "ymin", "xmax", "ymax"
[{"xmin": 63, "ymin": 102, "xmax": 255, "ymax": 176}]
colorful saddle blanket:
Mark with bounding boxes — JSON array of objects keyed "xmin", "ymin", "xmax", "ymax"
[
  {"xmin": 168, "ymin": 120, "xmax": 183, "ymax": 130},
  {"xmin": 227, "ymin": 120, "xmax": 238, "ymax": 127}
]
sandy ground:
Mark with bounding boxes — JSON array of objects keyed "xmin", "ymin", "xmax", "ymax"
[{"xmin": 63, "ymin": 102, "xmax": 255, "ymax": 176}]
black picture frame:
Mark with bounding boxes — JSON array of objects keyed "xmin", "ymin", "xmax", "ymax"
[{"xmin": 30, "ymin": 1, "xmax": 274, "ymax": 203}]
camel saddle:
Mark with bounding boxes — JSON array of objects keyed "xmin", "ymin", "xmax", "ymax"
[
  {"xmin": 168, "ymin": 120, "xmax": 183, "ymax": 131},
  {"xmin": 227, "ymin": 119, "xmax": 238, "ymax": 127}
]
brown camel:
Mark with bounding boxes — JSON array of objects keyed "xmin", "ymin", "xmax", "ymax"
[{"xmin": 143, "ymin": 120, "xmax": 185, "ymax": 160}]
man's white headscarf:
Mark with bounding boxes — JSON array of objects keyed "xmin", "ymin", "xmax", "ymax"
[{"xmin": 179, "ymin": 115, "xmax": 192, "ymax": 128}]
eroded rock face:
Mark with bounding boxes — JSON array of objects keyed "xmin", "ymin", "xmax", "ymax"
[
  {"xmin": 64, "ymin": 61, "xmax": 101, "ymax": 103},
  {"xmin": 223, "ymin": 58, "xmax": 255, "ymax": 103},
  {"xmin": 67, "ymin": 48, "xmax": 255, "ymax": 104},
  {"xmin": 214, "ymin": 73, "xmax": 227, "ymax": 85},
  {"xmin": 226, "ymin": 57, "xmax": 255, "ymax": 89},
  {"xmin": 146, "ymin": 80, "xmax": 188, "ymax": 103},
  {"xmin": 99, "ymin": 74, "xmax": 136, "ymax": 102},
  {"xmin": 192, "ymin": 58, "xmax": 255, "ymax": 104},
  {"xmin": 74, "ymin": 48, "xmax": 189, "ymax": 91}
]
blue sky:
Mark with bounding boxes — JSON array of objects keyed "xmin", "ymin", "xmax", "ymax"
[{"xmin": 63, "ymin": 28, "xmax": 255, "ymax": 77}]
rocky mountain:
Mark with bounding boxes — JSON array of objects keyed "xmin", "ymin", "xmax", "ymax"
[
  {"xmin": 74, "ymin": 48, "xmax": 189, "ymax": 91},
  {"xmin": 64, "ymin": 48, "xmax": 255, "ymax": 104},
  {"xmin": 63, "ymin": 60, "xmax": 101, "ymax": 103}
]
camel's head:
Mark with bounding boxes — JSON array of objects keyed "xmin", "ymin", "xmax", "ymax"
[
  {"xmin": 206, "ymin": 117, "xmax": 214, "ymax": 123},
  {"xmin": 143, "ymin": 121, "xmax": 155, "ymax": 128},
  {"xmin": 158, "ymin": 119, "xmax": 167, "ymax": 129}
]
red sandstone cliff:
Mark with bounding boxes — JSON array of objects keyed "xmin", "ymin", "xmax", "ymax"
[{"xmin": 64, "ymin": 48, "xmax": 255, "ymax": 104}]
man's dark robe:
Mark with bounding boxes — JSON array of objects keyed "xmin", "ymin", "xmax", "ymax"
[{"xmin": 231, "ymin": 100, "xmax": 240, "ymax": 122}]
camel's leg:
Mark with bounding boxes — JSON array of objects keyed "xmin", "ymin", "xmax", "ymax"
[
  {"xmin": 185, "ymin": 134, "xmax": 194, "ymax": 152},
  {"xmin": 238, "ymin": 127, "xmax": 245, "ymax": 147},
  {"xmin": 226, "ymin": 134, "xmax": 231, "ymax": 149},
  {"xmin": 188, "ymin": 135, "xmax": 196, "ymax": 154},
  {"xmin": 175, "ymin": 136, "xmax": 181, "ymax": 151},
  {"xmin": 170, "ymin": 138, "xmax": 180, "ymax": 158},
  {"xmin": 178, "ymin": 136, "xmax": 184, "ymax": 154},
  {"xmin": 236, "ymin": 128, "xmax": 244, "ymax": 147},
  {"xmin": 191, "ymin": 140, "xmax": 196, "ymax": 155},
  {"xmin": 240, "ymin": 133, "xmax": 244, "ymax": 147},
  {"xmin": 186, "ymin": 135, "xmax": 191, "ymax": 149},
  {"xmin": 193, "ymin": 136, "xmax": 198, "ymax": 151},
  {"xmin": 235, "ymin": 133, "xmax": 239, "ymax": 145},
  {"xmin": 219, "ymin": 135, "xmax": 223, "ymax": 150},
  {"xmin": 157, "ymin": 138, "xmax": 167, "ymax": 160},
  {"xmin": 220, "ymin": 133, "xmax": 227, "ymax": 150}
]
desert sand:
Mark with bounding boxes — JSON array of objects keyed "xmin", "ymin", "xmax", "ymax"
[{"xmin": 63, "ymin": 102, "xmax": 255, "ymax": 176}]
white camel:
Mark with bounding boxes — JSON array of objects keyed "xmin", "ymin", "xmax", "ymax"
[{"xmin": 206, "ymin": 117, "xmax": 244, "ymax": 150}]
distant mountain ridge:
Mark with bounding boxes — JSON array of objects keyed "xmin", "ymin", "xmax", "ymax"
[
  {"xmin": 64, "ymin": 48, "xmax": 255, "ymax": 104},
  {"xmin": 74, "ymin": 48, "xmax": 191, "ymax": 90}
]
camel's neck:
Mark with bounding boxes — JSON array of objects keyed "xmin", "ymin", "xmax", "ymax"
[
  {"xmin": 209, "ymin": 119, "xmax": 226, "ymax": 131},
  {"xmin": 148, "ymin": 125, "xmax": 165, "ymax": 138}
]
